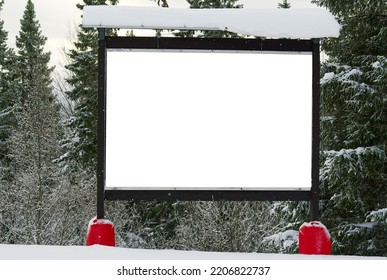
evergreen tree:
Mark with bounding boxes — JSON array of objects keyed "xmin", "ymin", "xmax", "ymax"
[
  {"xmin": 270, "ymin": 0, "xmax": 386, "ymax": 256},
  {"xmin": 15, "ymin": 0, "xmax": 52, "ymax": 103},
  {"xmin": 175, "ymin": 0, "xmax": 243, "ymax": 38},
  {"xmin": 64, "ymin": 0, "xmax": 118, "ymax": 171},
  {"xmin": 0, "ymin": 0, "xmax": 17, "ymax": 168},
  {"xmin": 0, "ymin": 0, "xmax": 17, "ymax": 241},
  {"xmin": 154, "ymin": 0, "xmax": 168, "ymax": 7},
  {"xmin": 0, "ymin": 0, "xmax": 66, "ymax": 244},
  {"xmin": 7, "ymin": 76, "xmax": 63, "ymax": 244},
  {"xmin": 315, "ymin": 0, "xmax": 387, "ymax": 256},
  {"xmin": 278, "ymin": 0, "xmax": 291, "ymax": 9},
  {"xmin": 0, "ymin": 0, "xmax": 6, "ymax": 56},
  {"xmin": 187, "ymin": 0, "xmax": 241, "ymax": 9},
  {"xmin": 0, "ymin": 0, "xmax": 95, "ymax": 246}
]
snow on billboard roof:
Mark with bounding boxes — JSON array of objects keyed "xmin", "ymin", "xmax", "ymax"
[{"xmin": 82, "ymin": 6, "xmax": 340, "ymax": 39}]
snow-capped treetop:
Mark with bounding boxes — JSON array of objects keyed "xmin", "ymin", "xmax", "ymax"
[{"xmin": 82, "ymin": 6, "xmax": 340, "ymax": 39}]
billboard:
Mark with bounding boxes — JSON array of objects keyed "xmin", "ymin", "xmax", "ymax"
[{"xmin": 105, "ymin": 48, "xmax": 312, "ymax": 191}]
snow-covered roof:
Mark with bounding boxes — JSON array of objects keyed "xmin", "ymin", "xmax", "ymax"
[{"xmin": 82, "ymin": 6, "xmax": 340, "ymax": 39}]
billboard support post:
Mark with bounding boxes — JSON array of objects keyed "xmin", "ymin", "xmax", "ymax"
[
  {"xmin": 310, "ymin": 38, "xmax": 321, "ymax": 221},
  {"xmin": 97, "ymin": 28, "xmax": 106, "ymax": 219}
]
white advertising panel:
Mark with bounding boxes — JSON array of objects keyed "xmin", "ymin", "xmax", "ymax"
[{"xmin": 106, "ymin": 50, "xmax": 312, "ymax": 190}]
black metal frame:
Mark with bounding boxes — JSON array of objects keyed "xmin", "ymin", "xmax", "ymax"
[
  {"xmin": 96, "ymin": 32, "xmax": 321, "ymax": 220},
  {"xmin": 97, "ymin": 28, "xmax": 107, "ymax": 219}
]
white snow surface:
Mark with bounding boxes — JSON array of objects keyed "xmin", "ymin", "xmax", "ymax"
[
  {"xmin": 0, "ymin": 244, "xmax": 384, "ymax": 260},
  {"xmin": 321, "ymin": 72, "xmax": 335, "ymax": 84},
  {"xmin": 83, "ymin": 6, "xmax": 340, "ymax": 39}
]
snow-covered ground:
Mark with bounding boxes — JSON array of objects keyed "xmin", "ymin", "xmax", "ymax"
[
  {"xmin": 0, "ymin": 245, "xmax": 385, "ymax": 280},
  {"xmin": 0, "ymin": 244, "xmax": 384, "ymax": 260}
]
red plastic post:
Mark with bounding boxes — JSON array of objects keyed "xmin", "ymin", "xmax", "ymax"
[
  {"xmin": 86, "ymin": 217, "xmax": 116, "ymax": 246},
  {"xmin": 299, "ymin": 221, "xmax": 331, "ymax": 255}
]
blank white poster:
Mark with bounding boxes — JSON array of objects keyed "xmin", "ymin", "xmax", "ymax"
[{"xmin": 106, "ymin": 50, "xmax": 312, "ymax": 190}]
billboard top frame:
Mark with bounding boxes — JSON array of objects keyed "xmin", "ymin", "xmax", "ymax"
[{"xmin": 104, "ymin": 36, "xmax": 314, "ymax": 53}]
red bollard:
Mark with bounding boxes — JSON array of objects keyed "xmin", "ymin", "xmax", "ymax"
[
  {"xmin": 299, "ymin": 221, "xmax": 331, "ymax": 255},
  {"xmin": 86, "ymin": 217, "xmax": 115, "ymax": 246}
]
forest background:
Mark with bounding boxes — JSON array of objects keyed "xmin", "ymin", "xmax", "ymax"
[{"xmin": 0, "ymin": 0, "xmax": 385, "ymax": 256}]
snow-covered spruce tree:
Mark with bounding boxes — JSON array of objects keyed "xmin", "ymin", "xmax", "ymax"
[
  {"xmin": 0, "ymin": 0, "xmax": 17, "ymax": 241},
  {"xmin": 64, "ymin": 0, "xmax": 118, "ymax": 171},
  {"xmin": 1, "ymin": 0, "xmax": 62, "ymax": 244},
  {"xmin": 186, "ymin": 0, "xmax": 241, "ymax": 9},
  {"xmin": 0, "ymin": 0, "xmax": 95, "ymax": 246},
  {"xmin": 270, "ymin": 0, "xmax": 386, "ymax": 256},
  {"xmin": 154, "ymin": 0, "xmax": 168, "ymax": 7},
  {"xmin": 277, "ymin": 0, "xmax": 291, "ymax": 9},
  {"xmin": 316, "ymin": 0, "xmax": 387, "ymax": 256},
  {"xmin": 174, "ymin": 0, "xmax": 243, "ymax": 38},
  {"xmin": 0, "ymin": 0, "xmax": 17, "ymax": 172},
  {"xmin": 7, "ymin": 82, "xmax": 62, "ymax": 244}
]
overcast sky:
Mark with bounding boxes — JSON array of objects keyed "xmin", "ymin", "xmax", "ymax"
[{"xmin": 1, "ymin": 0, "xmax": 317, "ymax": 68}]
